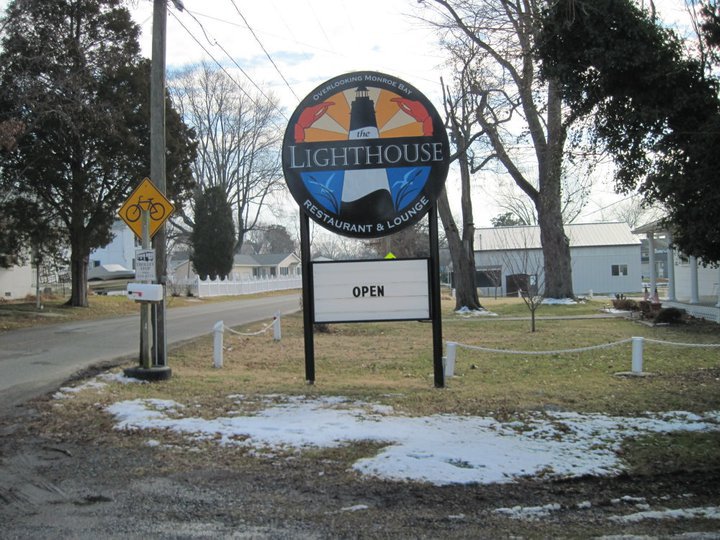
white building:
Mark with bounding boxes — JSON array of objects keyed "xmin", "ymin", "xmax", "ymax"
[
  {"xmin": 474, "ymin": 222, "xmax": 641, "ymax": 298},
  {"xmin": 89, "ymin": 220, "xmax": 137, "ymax": 272},
  {"xmin": 634, "ymin": 220, "xmax": 720, "ymax": 322},
  {"xmin": 0, "ymin": 261, "xmax": 34, "ymax": 300}
]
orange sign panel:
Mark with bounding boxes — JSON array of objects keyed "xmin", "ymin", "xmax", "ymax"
[{"xmin": 118, "ymin": 178, "xmax": 174, "ymax": 239}]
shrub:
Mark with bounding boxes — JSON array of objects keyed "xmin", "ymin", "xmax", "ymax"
[
  {"xmin": 654, "ymin": 307, "xmax": 685, "ymax": 324},
  {"xmin": 612, "ymin": 298, "xmax": 638, "ymax": 311}
]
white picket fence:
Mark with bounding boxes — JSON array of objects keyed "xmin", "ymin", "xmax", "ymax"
[{"xmin": 170, "ymin": 275, "xmax": 302, "ymax": 298}]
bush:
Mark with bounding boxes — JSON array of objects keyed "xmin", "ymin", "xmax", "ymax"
[
  {"xmin": 654, "ymin": 307, "xmax": 685, "ymax": 324},
  {"xmin": 612, "ymin": 298, "xmax": 638, "ymax": 311}
]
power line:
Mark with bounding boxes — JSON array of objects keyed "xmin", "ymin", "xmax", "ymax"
[
  {"xmin": 168, "ymin": 9, "xmax": 288, "ymax": 123},
  {"xmin": 228, "ymin": 0, "xmax": 300, "ymax": 101},
  {"xmin": 169, "ymin": 8, "xmax": 288, "ymax": 122}
]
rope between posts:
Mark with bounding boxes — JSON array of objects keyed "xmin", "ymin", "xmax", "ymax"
[
  {"xmin": 643, "ymin": 338, "xmax": 720, "ymax": 348},
  {"xmin": 454, "ymin": 338, "xmax": 633, "ymax": 356},
  {"xmin": 223, "ymin": 319, "xmax": 275, "ymax": 337}
]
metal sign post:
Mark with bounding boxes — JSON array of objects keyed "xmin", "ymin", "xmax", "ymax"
[
  {"xmin": 139, "ymin": 210, "xmax": 153, "ymax": 369},
  {"xmin": 300, "ymin": 212, "xmax": 315, "ymax": 384},
  {"xmin": 428, "ymin": 204, "xmax": 444, "ymax": 388}
]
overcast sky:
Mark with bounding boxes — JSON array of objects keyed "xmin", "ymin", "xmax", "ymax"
[{"xmin": 0, "ymin": 0, "xmax": 693, "ymax": 227}]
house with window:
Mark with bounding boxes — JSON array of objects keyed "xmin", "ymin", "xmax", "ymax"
[
  {"xmin": 231, "ymin": 253, "xmax": 301, "ymax": 279},
  {"xmin": 633, "ymin": 220, "xmax": 720, "ymax": 322},
  {"xmin": 473, "ymin": 222, "xmax": 641, "ymax": 298},
  {"xmin": 169, "ymin": 252, "xmax": 301, "ymax": 282}
]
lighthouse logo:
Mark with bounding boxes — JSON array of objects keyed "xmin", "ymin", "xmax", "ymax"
[{"xmin": 282, "ymin": 71, "xmax": 449, "ymax": 238}]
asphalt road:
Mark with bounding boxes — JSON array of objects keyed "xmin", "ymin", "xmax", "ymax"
[{"xmin": 0, "ymin": 293, "xmax": 301, "ymax": 412}]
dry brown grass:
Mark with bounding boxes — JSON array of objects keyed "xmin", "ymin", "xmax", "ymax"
[{"xmin": 51, "ymin": 299, "xmax": 720, "ymax": 418}]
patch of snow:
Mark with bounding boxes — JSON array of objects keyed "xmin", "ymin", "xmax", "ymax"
[
  {"xmin": 609, "ymin": 506, "xmax": 720, "ymax": 523},
  {"xmin": 494, "ymin": 503, "xmax": 562, "ymax": 520},
  {"xmin": 542, "ymin": 298, "xmax": 577, "ymax": 305},
  {"xmin": 454, "ymin": 306, "xmax": 498, "ymax": 317},
  {"xmin": 53, "ymin": 371, "xmax": 146, "ymax": 399},
  {"xmin": 103, "ymin": 395, "xmax": 720, "ymax": 486},
  {"xmin": 340, "ymin": 505, "xmax": 369, "ymax": 512}
]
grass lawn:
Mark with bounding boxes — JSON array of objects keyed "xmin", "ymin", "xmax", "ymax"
[{"xmin": 45, "ymin": 294, "xmax": 720, "ymax": 476}]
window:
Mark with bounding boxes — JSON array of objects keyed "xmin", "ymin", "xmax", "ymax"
[
  {"xmin": 611, "ymin": 264, "xmax": 628, "ymax": 276},
  {"xmin": 475, "ymin": 267, "xmax": 502, "ymax": 287}
]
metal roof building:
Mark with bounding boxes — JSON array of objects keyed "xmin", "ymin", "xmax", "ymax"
[{"xmin": 473, "ymin": 222, "xmax": 641, "ymax": 297}]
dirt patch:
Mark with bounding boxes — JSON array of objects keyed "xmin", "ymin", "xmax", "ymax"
[{"xmin": 1, "ymin": 397, "xmax": 719, "ymax": 539}]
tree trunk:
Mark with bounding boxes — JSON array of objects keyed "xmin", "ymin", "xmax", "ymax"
[
  {"xmin": 537, "ymin": 80, "xmax": 574, "ymax": 299},
  {"xmin": 68, "ymin": 244, "xmax": 89, "ymax": 307},
  {"xmin": 438, "ymin": 190, "xmax": 482, "ymax": 311}
]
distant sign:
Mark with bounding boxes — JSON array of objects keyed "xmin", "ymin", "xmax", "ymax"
[
  {"xmin": 313, "ymin": 259, "xmax": 430, "ymax": 323},
  {"xmin": 135, "ymin": 249, "xmax": 156, "ymax": 282},
  {"xmin": 282, "ymin": 71, "xmax": 449, "ymax": 239},
  {"xmin": 118, "ymin": 178, "xmax": 174, "ymax": 239}
]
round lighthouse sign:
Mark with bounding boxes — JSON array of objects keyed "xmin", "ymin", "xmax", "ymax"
[{"xmin": 282, "ymin": 71, "xmax": 450, "ymax": 238}]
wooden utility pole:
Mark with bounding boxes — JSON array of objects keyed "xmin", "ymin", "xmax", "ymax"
[{"xmin": 151, "ymin": 0, "xmax": 168, "ymax": 367}]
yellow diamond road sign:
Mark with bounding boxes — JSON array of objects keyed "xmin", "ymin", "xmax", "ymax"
[{"xmin": 118, "ymin": 178, "xmax": 174, "ymax": 239}]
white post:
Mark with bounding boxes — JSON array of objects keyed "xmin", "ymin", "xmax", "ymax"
[
  {"xmin": 690, "ymin": 256, "xmax": 700, "ymax": 304},
  {"xmin": 648, "ymin": 233, "xmax": 657, "ymax": 298},
  {"xmin": 444, "ymin": 342, "xmax": 457, "ymax": 377},
  {"xmin": 213, "ymin": 320, "xmax": 224, "ymax": 368},
  {"xmin": 273, "ymin": 311, "xmax": 281, "ymax": 341},
  {"xmin": 666, "ymin": 234, "xmax": 676, "ymax": 302},
  {"xmin": 631, "ymin": 336, "xmax": 644, "ymax": 374}
]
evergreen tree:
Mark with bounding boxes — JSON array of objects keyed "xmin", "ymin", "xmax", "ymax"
[
  {"xmin": 0, "ymin": 0, "xmax": 196, "ymax": 305},
  {"xmin": 190, "ymin": 186, "xmax": 235, "ymax": 280}
]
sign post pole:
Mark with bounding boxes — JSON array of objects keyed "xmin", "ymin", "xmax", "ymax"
[
  {"xmin": 300, "ymin": 211, "xmax": 315, "ymax": 384},
  {"xmin": 140, "ymin": 210, "xmax": 153, "ymax": 369},
  {"xmin": 428, "ymin": 204, "xmax": 444, "ymax": 388}
]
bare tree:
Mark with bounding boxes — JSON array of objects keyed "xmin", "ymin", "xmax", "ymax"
[
  {"xmin": 169, "ymin": 63, "xmax": 285, "ymax": 253},
  {"xmin": 312, "ymin": 231, "xmax": 369, "ymax": 261},
  {"xmin": 492, "ymin": 226, "xmax": 545, "ymax": 332},
  {"xmin": 491, "ymin": 167, "xmax": 593, "ymax": 226},
  {"xmin": 605, "ymin": 196, "xmax": 665, "ymax": 230},
  {"xmin": 437, "ymin": 75, "xmax": 485, "ymax": 310},
  {"xmin": 424, "ymin": 0, "xmax": 581, "ymax": 298}
]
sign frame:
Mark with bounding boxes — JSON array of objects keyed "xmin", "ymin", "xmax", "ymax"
[
  {"xmin": 312, "ymin": 259, "xmax": 431, "ymax": 324},
  {"xmin": 282, "ymin": 71, "xmax": 450, "ymax": 239}
]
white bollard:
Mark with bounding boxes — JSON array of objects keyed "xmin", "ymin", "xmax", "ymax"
[
  {"xmin": 273, "ymin": 311, "xmax": 281, "ymax": 341},
  {"xmin": 631, "ymin": 336, "xmax": 644, "ymax": 374},
  {"xmin": 213, "ymin": 320, "xmax": 224, "ymax": 368},
  {"xmin": 444, "ymin": 342, "xmax": 457, "ymax": 377}
]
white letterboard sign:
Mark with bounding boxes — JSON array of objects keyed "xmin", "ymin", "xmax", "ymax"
[{"xmin": 312, "ymin": 259, "xmax": 430, "ymax": 323}]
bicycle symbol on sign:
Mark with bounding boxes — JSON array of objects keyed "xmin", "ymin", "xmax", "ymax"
[{"xmin": 124, "ymin": 196, "xmax": 166, "ymax": 223}]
